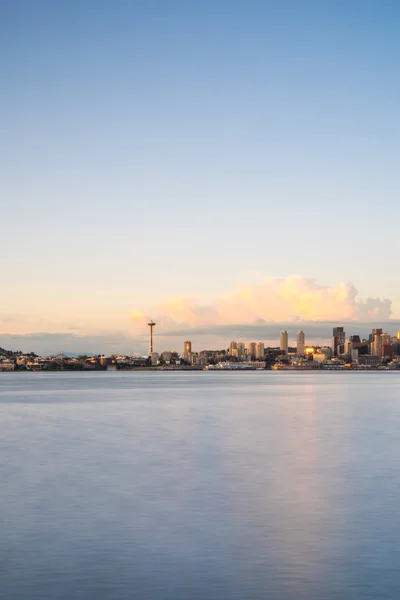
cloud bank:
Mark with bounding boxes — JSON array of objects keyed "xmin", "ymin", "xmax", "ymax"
[{"xmin": 132, "ymin": 275, "xmax": 392, "ymax": 331}]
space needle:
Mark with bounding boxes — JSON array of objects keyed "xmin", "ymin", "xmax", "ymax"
[{"xmin": 147, "ymin": 320, "xmax": 156, "ymax": 354}]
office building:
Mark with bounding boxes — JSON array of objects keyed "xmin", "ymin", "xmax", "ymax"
[
  {"xmin": 183, "ymin": 341, "xmax": 192, "ymax": 356},
  {"xmin": 280, "ymin": 330, "xmax": 288, "ymax": 355},
  {"xmin": 371, "ymin": 333, "xmax": 382, "ymax": 357},
  {"xmin": 332, "ymin": 326, "xmax": 345, "ymax": 356},
  {"xmin": 349, "ymin": 335, "xmax": 361, "ymax": 344},
  {"xmin": 297, "ymin": 330, "xmax": 305, "ymax": 356}
]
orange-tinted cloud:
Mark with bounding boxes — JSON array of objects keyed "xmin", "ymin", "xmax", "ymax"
[{"xmin": 131, "ymin": 275, "xmax": 392, "ymax": 330}]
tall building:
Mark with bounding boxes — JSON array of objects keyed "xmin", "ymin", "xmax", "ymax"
[
  {"xmin": 297, "ymin": 331, "xmax": 305, "ymax": 356},
  {"xmin": 396, "ymin": 330, "xmax": 400, "ymax": 341},
  {"xmin": 371, "ymin": 333, "xmax": 382, "ymax": 357},
  {"xmin": 332, "ymin": 326, "xmax": 345, "ymax": 356},
  {"xmin": 280, "ymin": 330, "xmax": 288, "ymax": 355},
  {"xmin": 255, "ymin": 342, "xmax": 265, "ymax": 359},
  {"xmin": 248, "ymin": 342, "xmax": 257, "ymax": 359},
  {"xmin": 380, "ymin": 333, "xmax": 392, "ymax": 357},
  {"xmin": 229, "ymin": 341, "xmax": 238, "ymax": 357},
  {"xmin": 237, "ymin": 342, "xmax": 245, "ymax": 358},
  {"xmin": 183, "ymin": 341, "xmax": 192, "ymax": 355}
]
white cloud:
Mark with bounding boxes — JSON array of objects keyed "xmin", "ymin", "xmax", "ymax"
[{"xmin": 132, "ymin": 275, "xmax": 392, "ymax": 329}]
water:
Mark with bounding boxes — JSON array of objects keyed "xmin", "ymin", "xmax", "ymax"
[{"xmin": 1, "ymin": 371, "xmax": 400, "ymax": 600}]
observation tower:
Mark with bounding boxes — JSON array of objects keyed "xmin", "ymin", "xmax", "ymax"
[{"xmin": 148, "ymin": 320, "xmax": 156, "ymax": 354}]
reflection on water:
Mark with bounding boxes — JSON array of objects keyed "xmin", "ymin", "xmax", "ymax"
[{"xmin": 1, "ymin": 372, "xmax": 400, "ymax": 599}]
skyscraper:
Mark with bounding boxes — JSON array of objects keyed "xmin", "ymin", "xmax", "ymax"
[
  {"xmin": 396, "ymin": 330, "xmax": 400, "ymax": 341},
  {"xmin": 237, "ymin": 342, "xmax": 245, "ymax": 358},
  {"xmin": 255, "ymin": 342, "xmax": 264, "ymax": 359},
  {"xmin": 248, "ymin": 342, "xmax": 257, "ymax": 359},
  {"xmin": 297, "ymin": 330, "xmax": 305, "ymax": 356},
  {"xmin": 280, "ymin": 330, "xmax": 288, "ymax": 355},
  {"xmin": 229, "ymin": 341, "xmax": 238, "ymax": 357},
  {"xmin": 332, "ymin": 326, "xmax": 345, "ymax": 356},
  {"xmin": 183, "ymin": 341, "xmax": 192, "ymax": 358},
  {"xmin": 371, "ymin": 332, "xmax": 382, "ymax": 357}
]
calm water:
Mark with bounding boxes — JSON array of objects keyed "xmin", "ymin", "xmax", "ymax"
[{"xmin": 1, "ymin": 371, "xmax": 400, "ymax": 600}]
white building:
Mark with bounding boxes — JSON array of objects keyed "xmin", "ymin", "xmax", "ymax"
[
  {"xmin": 255, "ymin": 342, "xmax": 264, "ymax": 359},
  {"xmin": 237, "ymin": 342, "xmax": 245, "ymax": 358},
  {"xmin": 229, "ymin": 341, "xmax": 238, "ymax": 357},
  {"xmin": 248, "ymin": 342, "xmax": 257, "ymax": 358},
  {"xmin": 297, "ymin": 331, "xmax": 305, "ymax": 356},
  {"xmin": 280, "ymin": 330, "xmax": 288, "ymax": 355}
]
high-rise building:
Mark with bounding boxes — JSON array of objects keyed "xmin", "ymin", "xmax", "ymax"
[
  {"xmin": 237, "ymin": 342, "xmax": 245, "ymax": 358},
  {"xmin": 183, "ymin": 341, "xmax": 192, "ymax": 356},
  {"xmin": 229, "ymin": 341, "xmax": 238, "ymax": 357},
  {"xmin": 297, "ymin": 331, "xmax": 305, "ymax": 356},
  {"xmin": 371, "ymin": 333, "xmax": 382, "ymax": 357},
  {"xmin": 380, "ymin": 333, "xmax": 392, "ymax": 356},
  {"xmin": 248, "ymin": 342, "xmax": 257, "ymax": 359},
  {"xmin": 280, "ymin": 331, "xmax": 288, "ymax": 355},
  {"xmin": 255, "ymin": 342, "xmax": 265, "ymax": 359},
  {"xmin": 396, "ymin": 330, "xmax": 400, "ymax": 341},
  {"xmin": 332, "ymin": 326, "xmax": 345, "ymax": 356}
]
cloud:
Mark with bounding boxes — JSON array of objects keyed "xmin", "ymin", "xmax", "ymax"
[{"xmin": 132, "ymin": 275, "xmax": 392, "ymax": 331}]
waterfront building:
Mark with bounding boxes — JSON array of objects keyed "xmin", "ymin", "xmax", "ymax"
[
  {"xmin": 150, "ymin": 352, "xmax": 159, "ymax": 366},
  {"xmin": 280, "ymin": 331, "xmax": 288, "ymax": 355},
  {"xmin": 297, "ymin": 331, "xmax": 305, "ymax": 356}
]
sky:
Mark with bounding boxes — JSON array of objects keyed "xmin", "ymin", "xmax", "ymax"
[{"xmin": 1, "ymin": 0, "xmax": 400, "ymax": 354}]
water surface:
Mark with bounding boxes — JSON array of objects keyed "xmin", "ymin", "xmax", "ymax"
[{"xmin": 1, "ymin": 371, "xmax": 400, "ymax": 599}]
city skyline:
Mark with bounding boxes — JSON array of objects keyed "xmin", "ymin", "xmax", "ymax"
[
  {"xmin": 2, "ymin": 319, "xmax": 400, "ymax": 357},
  {"xmin": 2, "ymin": 1, "xmax": 400, "ymax": 354}
]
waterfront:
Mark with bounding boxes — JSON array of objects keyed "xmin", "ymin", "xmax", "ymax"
[{"xmin": 2, "ymin": 372, "xmax": 400, "ymax": 599}]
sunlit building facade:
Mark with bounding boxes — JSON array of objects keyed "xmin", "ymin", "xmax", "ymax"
[
  {"xmin": 297, "ymin": 331, "xmax": 305, "ymax": 356},
  {"xmin": 255, "ymin": 342, "xmax": 265, "ymax": 359},
  {"xmin": 280, "ymin": 330, "xmax": 288, "ymax": 355}
]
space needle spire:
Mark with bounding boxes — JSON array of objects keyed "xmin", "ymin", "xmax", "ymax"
[{"xmin": 147, "ymin": 320, "xmax": 156, "ymax": 354}]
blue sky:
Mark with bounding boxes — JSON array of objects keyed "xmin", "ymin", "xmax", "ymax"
[{"xmin": 1, "ymin": 1, "xmax": 400, "ymax": 353}]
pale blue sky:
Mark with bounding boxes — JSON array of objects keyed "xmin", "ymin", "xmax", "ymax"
[{"xmin": 1, "ymin": 0, "xmax": 400, "ymax": 352}]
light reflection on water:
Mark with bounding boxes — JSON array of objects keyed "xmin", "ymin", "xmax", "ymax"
[{"xmin": 1, "ymin": 371, "xmax": 400, "ymax": 599}]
